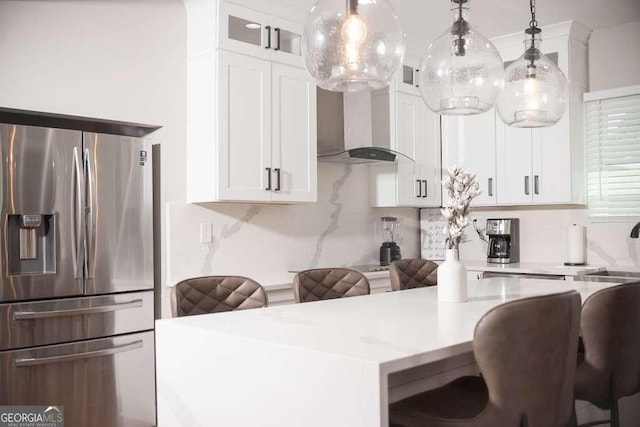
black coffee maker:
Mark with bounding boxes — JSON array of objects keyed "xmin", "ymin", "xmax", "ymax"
[{"xmin": 379, "ymin": 216, "xmax": 401, "ymax": 266}]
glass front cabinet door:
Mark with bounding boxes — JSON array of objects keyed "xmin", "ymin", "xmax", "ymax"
[{"xmin": 219, "ymin": 2, "xmax": 303, "ymax": 67}]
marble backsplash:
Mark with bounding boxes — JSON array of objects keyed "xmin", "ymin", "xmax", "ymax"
[
  {"xmin": 164, "ymin": 163, "xmax": 420, "ymax": 315},
  {"xmin": 446, "ymin": 207, "xmax": 640, "ymax": 267}
]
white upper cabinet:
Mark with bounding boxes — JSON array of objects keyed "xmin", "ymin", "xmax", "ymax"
[
  {"xmin": 442, "ymin": 21, "xmax": 591, "ymax": 206},
  {"xmin": 270, "ymin": 16, "xmax": 304, "ymax": 67},
  {"xmin": 219, "ymin": 2, "xmax": 303, "ymax": 67},
  {"xmin": 370, "ymin": 87, "xmax": 441, "ymax": 208},
  {"xmin": 395, "ymin": 54, "xmax": 421, "ymax": 96},
  {"xmin": 442, "ymin": 110, "xmax": 497, "ymax": 206},
  {"xmin": 271, "ymin": 63, "xmax": 317, "ymax": 203},
  {"xmin": 495, "ymin": 120, "xmax": 534, "ymax": 205},
  {"xmin": 184, "ymin": 0, "xmax": 316, "ymax": 203},
  {"xmin": 492, "ymin": 21, "xmax": 590, "ymax": 205},
  {"xmin": 496, "ymin": 114, "xmax": 574, "ymax": 205},
  {"xmin": 219, "ymin": 2, "xmax": 271, "ymax": 60},
  {"xmin": 218, "ymin": 50, "xmax": 273, "ymax": 201}
]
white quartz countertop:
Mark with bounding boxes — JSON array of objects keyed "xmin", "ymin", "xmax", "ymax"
[
  {"xmin": 156, "ymin": 278, "xmax": 624, "ymax": 427},
  {"xmin": 286, "ymin": 265, "xmax": 391, "ymax": 283},
  {"xmin": 157, "ymin": 278, "xmax": 616, "ymax": 372},
  {"xmin": 462, "ymin": 261, "xmax": 606, "ymax": 276}
]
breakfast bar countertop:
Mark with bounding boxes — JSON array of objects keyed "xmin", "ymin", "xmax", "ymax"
[
  {"xmin": 462, "ymin": 261, "xmax": 607, "ymax": 277},
  {"xmin": 156, "ymin": 278, "xmax": 620, "ymax": 427}
]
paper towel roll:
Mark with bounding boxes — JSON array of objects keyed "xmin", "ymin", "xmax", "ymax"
[{"xmin": 567, "ymin": 224, "xmax": 586, "ymax": 265}]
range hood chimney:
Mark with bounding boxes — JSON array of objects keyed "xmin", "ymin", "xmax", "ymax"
[{"xmin": 317, "ymin": 88, "xmax": 412, "ymax": 165}]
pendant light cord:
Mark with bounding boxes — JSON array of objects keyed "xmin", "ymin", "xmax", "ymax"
[
  {"xmin": 525, "ymin": 0, "xmax": 540, "ymax": 72},
  {"xmin": 347, "ymin": 0, "xmax": 358, "ymax": 15},
  {"xmin": 457, "ymin": 1, "xmax": 464, "ymax": 55},
  {"xmin": 529, "ymin": 0, "xmax": 537, "ymax": 30},
  {"xmin": 452, "ymin": 0, "xmax": 468, "ymax": 56}
]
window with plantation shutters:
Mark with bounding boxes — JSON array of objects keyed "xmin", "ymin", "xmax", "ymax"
[{"xmin": 586, "ymin": 87, "xmax": 640, "ymax": 220}]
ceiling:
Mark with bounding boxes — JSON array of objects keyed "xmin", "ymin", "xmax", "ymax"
[{"xmin": 284, "ymin": 0, "xmax": 640, "ymax": 43}]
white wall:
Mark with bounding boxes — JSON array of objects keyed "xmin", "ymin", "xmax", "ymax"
[
  {"xmin": 0, "ymin": 0, "xmax": 186, "ymax": 201},
  {"xmin": 452, "ymin": 207, "xmax": 640, "ymax": 266},
  {"xmin": 0, "ymin": 0, "xmax": 187, "ymax": 319},
  {"xmin": 168, "ymin": 164, "xmax": 420, "ymax": 287},
  {"xmin": 589, "ymin": 20, "xmax": 640, "ymax": 91}
]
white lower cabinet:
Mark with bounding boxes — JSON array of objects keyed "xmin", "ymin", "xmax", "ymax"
[{"xmin": 467, "ymin": 271, "xmax": 484, "ymax": 281}]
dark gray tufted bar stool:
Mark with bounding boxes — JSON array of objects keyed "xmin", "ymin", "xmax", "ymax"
[
  {"xmin": 389, "ymin": 258, "xmax": 438, "ymax": 291},
  {"xmin": 293, "ymin": 268, "xmax": 370, "ymax": 303},
  {"xmin": 390, "ymin": 290, "xmax": 581, "ymax": 427},
  {"xmin": 572, "ymin": 282, "xmax": 640, "ymax": 427},
  {"xmin": 171, "ymin": 276, "xmax": 268, "ymax": 317}
]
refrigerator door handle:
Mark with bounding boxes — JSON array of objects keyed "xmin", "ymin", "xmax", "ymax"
[
  {"xmin": 14, "ymin": 340, "xmax": 144, "ymax": 367},
  {"xmin": 71, "ymin": 147, "xmax": 84, "ymax": 279},
  {"xmin": 84, "ymin": 148, "xmax": 95, "ymax": 277},
  {"xmin": 12, "ymin": 299, "xmax": 144, "ymax": 321}
]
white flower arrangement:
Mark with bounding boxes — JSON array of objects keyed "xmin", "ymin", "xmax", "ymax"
[{"xmin": 441, "ymin": 166, "xmax": 481, "ymax": 250}]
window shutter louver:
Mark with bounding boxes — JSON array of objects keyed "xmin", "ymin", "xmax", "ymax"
[{"xmin": 586, "ymin": 92, "xmax": 640, "ymax": 220}]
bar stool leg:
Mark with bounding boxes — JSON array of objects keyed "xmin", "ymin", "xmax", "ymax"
[
  {"xmin": 609, "ymin": 373, "xmax": 620, "ymax": 427},
  {"xmin": 578, "ymin": 373, "xmax": 619, "ymax": 427},
  {"xmin": 566, "ymin": 401, "xmax": 578, "ymax": 427}
]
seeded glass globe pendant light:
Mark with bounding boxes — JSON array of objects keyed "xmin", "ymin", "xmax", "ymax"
[
  {"xmin": 302, "ymin": 0, "xmax": 405, "ymax": 92},
  {"xmin": 497, "ymin": 0, "xmax": 569, "ymax": 127},
  {"xmin": 418, "ymin": 0, "xmax": 504, "ymax": 115}
]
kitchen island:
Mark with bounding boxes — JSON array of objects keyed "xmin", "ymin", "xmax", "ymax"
[{"xmin": 156, "ymin": 278, "xmax": 619, "ymax": 427}]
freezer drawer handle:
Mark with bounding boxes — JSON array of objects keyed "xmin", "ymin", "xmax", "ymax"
[
  {"xmin": 13, "ymin": 299, "xmax": 144, "ymax": 321},
  {"xmin": 14, "ymin": 340, "xmax": 144, "ymax": 368}
]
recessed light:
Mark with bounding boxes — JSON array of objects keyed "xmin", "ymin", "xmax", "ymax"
[{"xmin": 245, "ymin": 23, "xmax": 261, "ymax": 30}]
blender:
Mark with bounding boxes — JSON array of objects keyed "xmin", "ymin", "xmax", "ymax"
[{"xmin": 379, "ymin": 216, "xmax": 402, "ymax": 265}]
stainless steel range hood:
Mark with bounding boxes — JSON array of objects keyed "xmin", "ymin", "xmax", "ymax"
[{"xmin": 317, "ymin": 88, "xmax": 413, "ymax": 165}]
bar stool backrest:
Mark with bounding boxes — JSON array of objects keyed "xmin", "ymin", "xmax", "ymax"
[
  {"xmin": 171, "ymin": 276, "xmax": 268, "ymax": 317},
  {"xmin": 578, "ymin": 282, "xmax": 640, "ymax": 402},
  {"xmin": 474, "ymin": 290, "xmax": 581, "ymax": 426},
  {"xmin": 389, "ymin": 258, "xmax": 438, "ymax": 291},
  {"xmin": 293, "ymin": 268, "xmax": 370, "ymax": 303}
]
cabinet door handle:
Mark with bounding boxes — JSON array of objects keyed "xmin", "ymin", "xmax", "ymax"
[
  {"xmin": 274, "ymin": 28, "xmax": 281, "ymax": 51},
  {"xmin": 265, "ymin": 25, "xmax": 272, "ymax": 49},
  {"xmin": 265, "ymin": 167, "xmax": 272, "ymax": 191},
  {"xmin": 488, "ymin": 177, "xmax": 493, "ymax": 197},
  {"xmin": 534, "ymin": 175, "xmax": 540, "ymax": 195},
  {"xmin": 422, "ymin": 180, "xmax": 428, "ymax": 198},
  {"xmin": 416, "ymin": 179, "xmax": 422, "ymax": 198},
  {"xmin": 524, "ymin": 176, "xmax": 530, "ymax": 195},
  {"xmin": 274, "ymin": 168, "xmax": 281, "ymax": 191},
  {"xmin": 415, "ymin": 69, "xmax": 420, "ymax": 88}
]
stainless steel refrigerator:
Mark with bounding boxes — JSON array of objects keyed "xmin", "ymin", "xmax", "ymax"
[{"xmin": 0, "ymin": 123, "xmax": 156, "ymax": 426}]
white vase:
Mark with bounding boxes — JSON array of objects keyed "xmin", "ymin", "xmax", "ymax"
[{"xmin": 437, "ymin": 248, "xmax": 468, "ymax": 303}]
